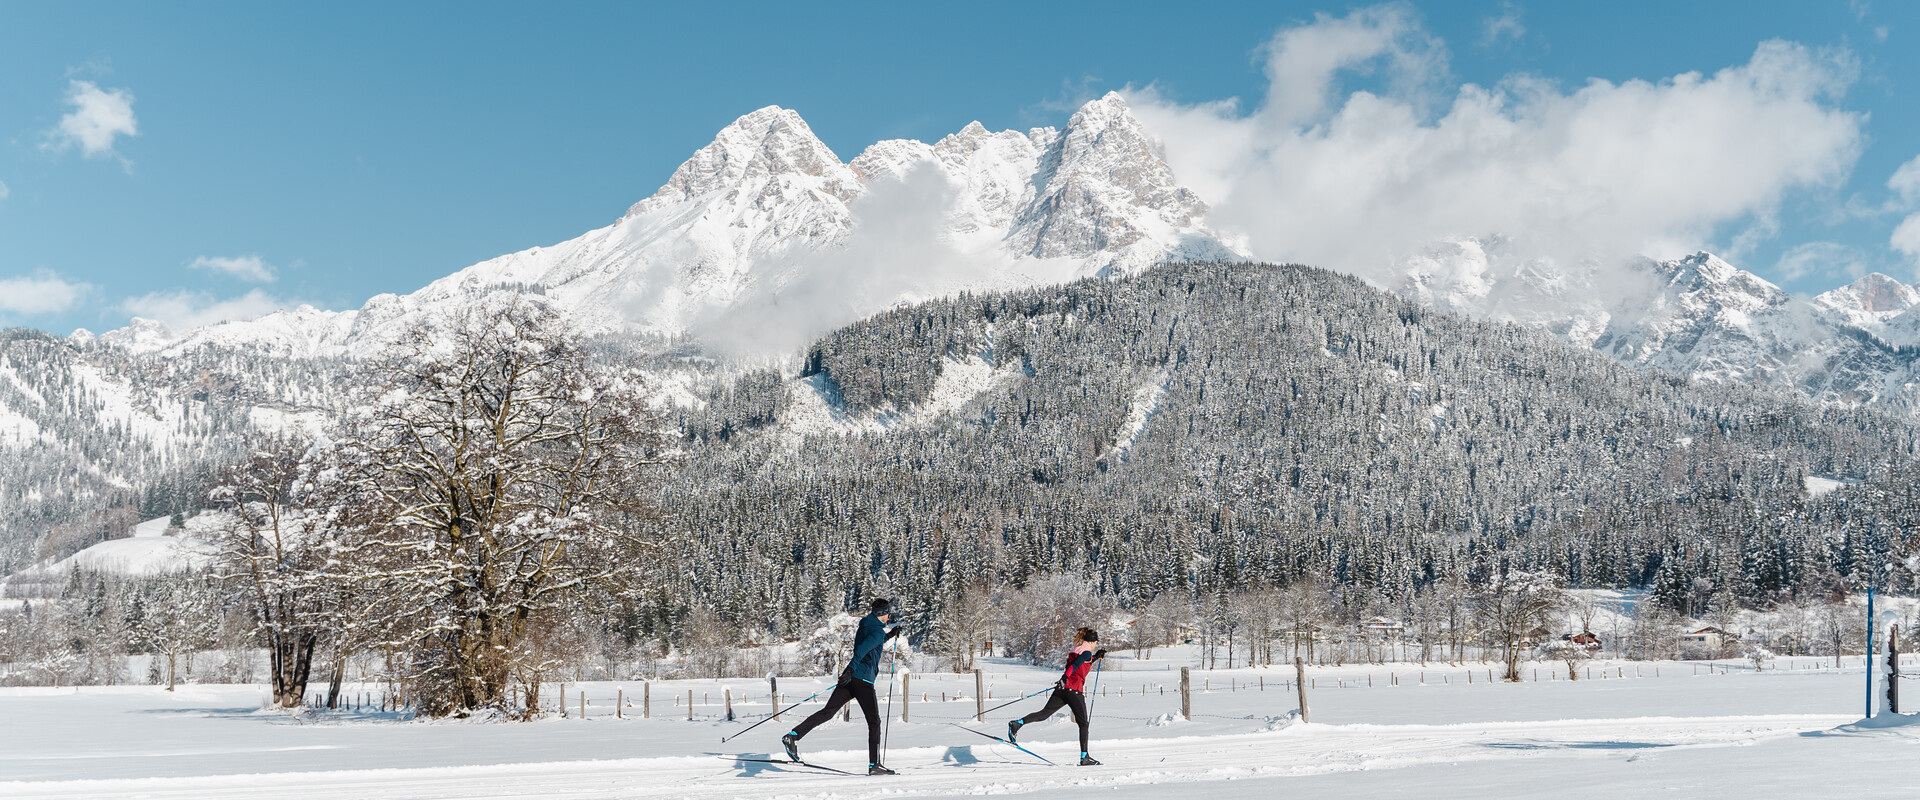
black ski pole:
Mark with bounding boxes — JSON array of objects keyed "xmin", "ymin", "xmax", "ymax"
[
  {"xmin": 979, "ymin": 686, "xmax": 1052, "ymax": 718},
  {"xmin": 719, "ymin": 690, "xmax": 822, "ymax": 744}
]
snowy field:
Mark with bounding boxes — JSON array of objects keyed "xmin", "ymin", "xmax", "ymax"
[{"xmin": 3, "ymin": 653, "xmax": 1917, "ymax": 799}]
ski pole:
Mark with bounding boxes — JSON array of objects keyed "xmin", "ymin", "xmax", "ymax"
[
  {"xmin": 719, "ymin": 690, "xmax": 822, "ymax": 743},
  {"xmin": 979, "ymin": 686, "xmax": 1053, "ymax": 718},
  {"xmin": 881, "ymin": 625, "xmax": 903, "ymax": 761},
  {"xmin": 1089, "ymin": 658, "xmax": 1103, "ymax": 715}
]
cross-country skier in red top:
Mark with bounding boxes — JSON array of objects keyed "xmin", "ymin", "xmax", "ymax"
[{"xmin": 1006, "ymin": 627, "xmax": 1106, "ymax": 765}]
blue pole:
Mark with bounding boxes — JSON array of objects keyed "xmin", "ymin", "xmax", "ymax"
[{"xmin": 1866, "ymin": 586, "xmax": 1875, "ymax": 719}]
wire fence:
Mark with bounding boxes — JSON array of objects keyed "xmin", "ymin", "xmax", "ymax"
[{"xmin": 305, "ymin": 652, "xmax": 1914, "ymax": 722}]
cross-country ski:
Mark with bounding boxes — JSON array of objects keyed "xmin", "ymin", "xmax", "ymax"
[{"xmin": 950, "ymin": 723, "xmax": 1058, "ymax": 765}]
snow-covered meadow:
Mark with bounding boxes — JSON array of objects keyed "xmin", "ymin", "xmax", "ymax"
[{"xmin": 4, "ymin": 649, "xmax": 1917, "ymax": 799}]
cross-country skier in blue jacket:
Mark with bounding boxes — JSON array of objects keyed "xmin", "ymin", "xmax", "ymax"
[{"xmin": 784, "ymin": 598, "xmax": 903, "ymax": 775}]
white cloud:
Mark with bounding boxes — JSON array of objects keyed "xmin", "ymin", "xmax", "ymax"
[
  {"xmin": 1775, "ymin": 241, "xmax": 1868, "ymax": 282},
  {"xmin": 692, "ymin": 163, "xmax": 1022, "ymax": 357},
  {"xmin": 1261, "ymin": 4, "xmax": 1446, "ymax": 128},
  {"xmin": 1125, "ymin": 6, "xmax": 1863, "ymax": 288},
  {"xmin": 0, "ymin": 271, "xmax": 91, "ymax": 316},
  {"xmin": 188, "ymin": 254, "xmax": 277, "ymax": 283},
  {"xmin": 48, "ymin": 80, "xmax": 138, "ymax": 159},
  {"xmin": 1893, "ymin": 216, "xmax": 1920, "ymax": 273},
  {"xmin": 1481, "ymin": 4, "xmax": 1525, "ymax": 46},
  {"xmin": 1891, "ymin": 154, "xmax": 1920, "ymax": 205},
  {"xmin": 1891, "ymin": 155, "xmax": 1920, "ymax": 273},
  {"xmin": 120, "ymin": 289, "xmax": 287, "ymax": 332}
]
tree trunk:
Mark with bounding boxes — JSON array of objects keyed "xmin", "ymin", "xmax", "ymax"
[
  {"xmin": 270, "ymin": 631, "xmax": 317, "ymax": 707},
  {"xmin": 326, "ymin": 660, "xmax": 345, "ymax": 709}
]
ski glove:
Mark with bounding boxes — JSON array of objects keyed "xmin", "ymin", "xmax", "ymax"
[
  {"xmin": 885, "ymin": 626, "xmax": 904, "ymax": 640},
  {"xmin": 1093, "ymin": 648, "xmax": 1107, "ymax": 660}
]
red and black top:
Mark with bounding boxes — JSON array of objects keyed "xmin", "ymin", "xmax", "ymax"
[{"xmin": 1059, "ymin": 644, "xmax": 1100, "ymax": 692}]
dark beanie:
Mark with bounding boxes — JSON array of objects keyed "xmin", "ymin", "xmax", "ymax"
[
  {"xmin": 1081, "ymin": 628, "xmax": 1099, "ymax": 642},
  {"xmin": 871, "ymin": 598, "xmax": 892, "ymax": 614}
]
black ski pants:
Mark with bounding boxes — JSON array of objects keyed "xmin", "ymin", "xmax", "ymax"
[
  {"xmin": 1018, "ymin": 688, "xmax": 1090, "ymax": 752},
  {"xmin": 791, "ymin": 679, "xmax": 881, "ymax": 764}
]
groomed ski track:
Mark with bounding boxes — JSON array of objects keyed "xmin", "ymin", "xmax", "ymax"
[{"xmin": 0, "ymin": 714, "xmax": 1854, "ymax": 799}]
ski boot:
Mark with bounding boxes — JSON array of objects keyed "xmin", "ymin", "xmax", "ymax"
[
  {"xmin": 1079, "ymin": 754, "xmax": 1101, "ymax": 766},
  {"xmin": 781, "ymin": 732, "xmax": 801, "ymax": 762},
  {"xmin": 869, "ymin": 763, "xmax": 897, "ymax": 776},
  {"xmin": 1006, "ymin": 719, "xmax": 1023, "ymax": 743}
]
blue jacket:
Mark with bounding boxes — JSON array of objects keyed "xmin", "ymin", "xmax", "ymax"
[{"xmin": 844, "ymin": 612, "xmax": 892, "ymax": 684}]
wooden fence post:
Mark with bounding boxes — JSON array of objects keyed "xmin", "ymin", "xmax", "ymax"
[
  {"xmin": 617, "ymin": 689, "xmax": 623, "ymax": 719},
  {"xmin": 580, "ymin": 691, "xmax": 586, "ymax": 720},
  {"xmin": 1294, "ymin": 657, "xmax": 1310, "ymax": 724},
  {"xmin": 902, "ymin": 673, "xmax": 911, "ymax": 722},
  {"xmin": 643, "ymin": 682, "xmax": 651, "ymax": 718},
  {"xmin": 1179, "ymin": 666, "xmax": 1191, "ymax": 721},
  {"xmin": 975, "ymin": 669, "xmax": 986, "ymax": 722},
  {"xmin": 688, "ymin": 689, "xmax": 694, "ymax": 721},
  {"xmin": 724, "ymin": 687, "xmax": 734, "ymax": 721},
  {"xmin": 773, "ymin": 692, "xmax": 781, "ymax": 721}
]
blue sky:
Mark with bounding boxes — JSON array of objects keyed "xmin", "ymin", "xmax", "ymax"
[{"xmin": 1, "ymin": 1, "xmax": 1917, "ymax": 335}]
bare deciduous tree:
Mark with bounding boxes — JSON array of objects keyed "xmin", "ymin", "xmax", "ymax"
[
  {"xmin": 330, "ymin": 296, "xmax": 672, "ymax": 716},
  {"xmin": 1471, "ymin": 569, "xmax": 1568, "ymax": 682}
]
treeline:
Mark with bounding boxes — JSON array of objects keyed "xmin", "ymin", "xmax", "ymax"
[{"xmin": 8, "ymin": 262, "xmax": 1920, "ymax": 706}]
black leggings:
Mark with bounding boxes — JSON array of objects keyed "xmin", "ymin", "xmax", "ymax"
[
  {"xmin": 1018, "ymin": 688, "xmax": 1090, "ymax": 752},
  {"xmin": 791, "ymin": 679, "xmax": 881, "ymax": 764}
]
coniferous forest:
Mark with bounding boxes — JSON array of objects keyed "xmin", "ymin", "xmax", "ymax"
[
  {"xmin": 4, "ymin": 262, "xmax": 1919, "ymax": 704},
  {"xmin": 664, "ymin": 262, "xmax": 1920, "ymax": 636}
]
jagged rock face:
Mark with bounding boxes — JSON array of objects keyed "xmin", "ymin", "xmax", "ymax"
[{"xmin": 1007, "ymin": 93, "xmax": 1222, "ymax": 269}]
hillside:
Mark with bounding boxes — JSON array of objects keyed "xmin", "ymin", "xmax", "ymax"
[{"xmin": 663, "ymin": 262, "xmax": 1920, "ymax": 633}]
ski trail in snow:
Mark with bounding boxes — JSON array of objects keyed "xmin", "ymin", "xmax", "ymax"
[{"xmin": 0, "ymin": 714, "xmax": 1845, "ymax": 799}]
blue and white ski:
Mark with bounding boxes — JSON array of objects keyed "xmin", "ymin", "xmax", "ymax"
[{"xmin": 949, "ymin": 723, "xmax": 1056, "ymax": 765}]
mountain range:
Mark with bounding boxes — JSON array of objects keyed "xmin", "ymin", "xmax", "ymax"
[
  {"xmin": 4, "ymin": 92, "xmax": 1920, "ymax": 571},
  {"xmin": 81, "ymin": 92, "xmax": 1920, "ymax": 419}
]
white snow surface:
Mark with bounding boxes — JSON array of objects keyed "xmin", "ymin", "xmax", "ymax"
[
  {"xmin": 1108, "ymin": 368, "xmax": 1170, "ymax": 461},
  {"xmin": 779, "ymin": 354, "xmax": 1021, "ymax": 445},
  {"xmin": 9, "ymin": 515, "xmax": 216, "ymax": 580},
  {"xmin": 1, "ymin": 650, "xmax": 1915, "ymax": 798}
]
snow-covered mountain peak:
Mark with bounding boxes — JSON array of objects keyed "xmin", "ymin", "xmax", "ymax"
[
  {"xmin": 1814, "ymin": 272, "xmax": 1920, "ymax": 321},
  {"xmin": 1655, "ymin": 252, "xmax": 1788, "ymax": 312},
  {"xmin": 97, "ymin": 317, "xmax": 178, "ymax": 352},
  {"xmin": 1009, "ymin": 91, "xmax": 1233, "ymax": 269},
  {"xmin": 627, "ymin": 105, "xmax": 858, "ymax": 218}
]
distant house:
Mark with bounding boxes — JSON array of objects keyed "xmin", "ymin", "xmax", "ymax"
[
  {"xmin": 1359, "ymin": 616, "xmax": 1406, "ymax": 639},
  {"xmin": 1681, "ymin": 626, "xmax": 1738, "ymax": 650},
  {"xmin": 1560, "ymin": 631, "xmax": 1602, "ymax": 650},
  {"xmin": 1519, "ymin": 625, "xmax": 1554, "ymax": 648}
]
